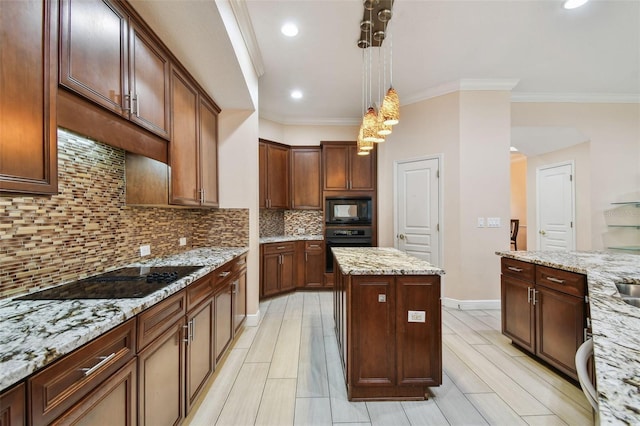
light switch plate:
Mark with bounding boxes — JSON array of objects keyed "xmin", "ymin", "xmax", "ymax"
[
  {"xmin": 408, "ymin": 310, "xmax": 426, "ymax": 323},
  {"xmin": 487, "ymin": 217, "xmax": 501, "ymax": 228},
  {"xmin": 140, "ymin": 245, "xmax": 151, "ymax": 256},
  {"xmin": 378, "ymin": 294, "xmax": 386, "ymax": 303},
  {"xmin": 179, "ymin": 237, "xmax": 187, "ymax": 246},
  {"xmin": 477, "ymin": 217, "xmax": 485, "ymax": 228}
]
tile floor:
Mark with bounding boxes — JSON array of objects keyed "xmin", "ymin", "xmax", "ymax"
[{"xmin": 185, "ymin": 292, "xmax": 593, "ymax": 425}]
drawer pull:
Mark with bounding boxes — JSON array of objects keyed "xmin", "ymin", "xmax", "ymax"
[
  {"xmin": 546, "ymin": 277, "xmax": 565, "ymax": 284},
  {"xmin": 219, "ymin": 271, "xmax": 231, "ymax": 278},
  {"xmin": 237, "ymin": 259, "xmax": 246, "ymax": 265},
  {"xmin": 276, "ymin": 246, "xmax": 286, "ymax": 250},
  {"xmin": 507, "ymin": 266, "xmax": 523, "ymax": 272},
  {"xmin": 308, "ymin": 244, "xmax": 320, "ymax": 248},
  {"xmin": 81, "ymin": 352, "xmax": 116, "ymax": 377}
]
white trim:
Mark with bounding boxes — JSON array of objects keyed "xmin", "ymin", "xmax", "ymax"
[
  {"xmin": 229, "ymin": 0, "xmax": 265, "ymax": 78},
  {"xmin": 246, "ymin": 310, "xmax": 261, "ymax": 327},
  {"xmin": 402, "ymin": 78, "xmax": 520, "ymax": 106},
  {"xmin": 259, "ymin": 111, "xmax": 361, "ymax": 127},
  {"xmin": 393, "ymin": 154, "xmax": 444, "ymax": 268},
  {"xmin": 512, "ymin": 92, "xmax": 640, "ymax": 104},
  {"xmin": 442, "ymin": 298, "xmax": 501, "ymax": 311}
]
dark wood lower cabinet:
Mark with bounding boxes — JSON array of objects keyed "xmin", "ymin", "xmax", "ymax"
[
  {"xmin": 500, "ymin": 257, "xmax": 587, "ymax": 380},
  {"xmin": 0, "ymin": 383, "xmax": 25, "ymax": 426},
  {"xmin": 186, "ymin": 300, "xmax": 214, "ymax": 413},
  {"xmin": 335, "ymin": 269, "xmax": 442, "ymax": 400},
  {"xmin": 214, "ymin": 282, "xmax": 233, "ymax": 363}
]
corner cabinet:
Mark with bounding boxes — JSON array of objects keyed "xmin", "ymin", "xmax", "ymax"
[
  {"xmin": 291, "ymin": 147, "xmax": 322, "ymax": 210},
  {"xmin": 501, "ymin": 257, "xmax": 587, "ymax": 380},
  {"xmin": 259, "ymin": 140, "xmax": 290, "ymax": 209},
  {"xmin": 1, "ymin": 0, "xmax": 58, "ymax": 195},
  {"xmin": 322, "ymin": 142, "xmax": 376, "ymax": 192}
]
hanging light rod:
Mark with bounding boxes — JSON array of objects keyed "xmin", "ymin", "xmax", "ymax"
[{"xmin": 357, "ymin": 0, "xmax": 394, "ymax": 48}]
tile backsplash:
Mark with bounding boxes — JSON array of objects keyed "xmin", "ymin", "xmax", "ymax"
[
  {"xmin": 259, "ymin": 209, "xmax": 323, "ymax": 237},
  {"xmin": 0, "ymin": 129, "xmax": 248, "ymax": 300}
]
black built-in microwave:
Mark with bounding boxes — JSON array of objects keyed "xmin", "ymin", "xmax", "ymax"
[{"xmin": 325, "ymin": 197, "xmax": 372, "ymax": 225}]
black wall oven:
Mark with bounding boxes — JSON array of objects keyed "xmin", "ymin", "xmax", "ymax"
[{"xmin": 325, "ymin": 226, "xmax": 372, "ymax": 272}]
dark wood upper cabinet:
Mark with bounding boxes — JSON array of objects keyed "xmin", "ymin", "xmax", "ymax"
[
  {"xmin": 199, "ymin": 96, "xmax": 219, "ymax": 207},
  {"xmin": 322, "ymin": 142, "xmax": 376, "ymax": 192},
  {"xmin": 291, "ymin": 147, "xmax": 322, "ymax": 209},
  {"xmin": 259, "ymin": 140, "xmax": 290, "ymax": 209},
  {"xmin": 59, "ymin": 0, "xmax": 170, "ymax": 140},
  {"xmin": 0, "ymin": 0, "xmax": 58, "ymax": 195}
]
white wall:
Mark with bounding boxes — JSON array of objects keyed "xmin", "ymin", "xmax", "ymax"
[
  {"xmin": 512, "ymin": 103, "xmax": 640, "ymax": 250},
  {"xmin": 259, "ymin": 118, "xmax": 358, "ymax": 145}
]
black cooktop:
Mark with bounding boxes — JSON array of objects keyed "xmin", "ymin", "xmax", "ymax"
[{"xmin": 15, "ymin": 266, "xmax": 203, "ymax": 300}]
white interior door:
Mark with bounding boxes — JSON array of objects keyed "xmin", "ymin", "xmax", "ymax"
[
  {"xmin": 536, "ymin": 162, "xmax": 575, "ymax": 250},
  {"xmin": 395, "ymin": 157, "xmax": 440, "ymax": 266}
]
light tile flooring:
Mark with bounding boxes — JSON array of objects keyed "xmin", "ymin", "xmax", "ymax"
[{"xmin": 186, "ymin": 292, "xmax": 593, "ymax": 426}]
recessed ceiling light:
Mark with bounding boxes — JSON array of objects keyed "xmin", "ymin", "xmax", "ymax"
[
  {"xmin": 510, "ymin": 146, "xmax": 519, "ymax": 152},
  {"xmin": 290, "ymin": 90, "xmax": 303, "ymax": 100},
  {"xmin": 563, "ymin": 0, "xmax": 589, "ymax": 9},
  {"xmin": 281, "ymin": 23, "xmax": 298, "ymax": 37}
]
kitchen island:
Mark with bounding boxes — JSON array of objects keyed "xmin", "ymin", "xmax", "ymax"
[
  {"xmin": 332, "ymin": 247, "xmax": 444, "ymax": 400},
  {"xmin": 496, "ymin": 250, "xmax": 640, "ymax": 425}
]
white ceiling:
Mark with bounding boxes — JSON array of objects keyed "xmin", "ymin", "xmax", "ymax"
[{"xmin": 129, "ymin": 0, "xmax": 640, "ymax": 127}]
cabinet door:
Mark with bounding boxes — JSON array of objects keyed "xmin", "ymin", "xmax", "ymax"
[
  {"xmin": 199, "ymin": 97, "xmax": 219, "ymax": 207},
  {"xmin": 262, "ymin": 252, "xmax": 281, "ymax": 297},
  {"xmin": 215, "ymin": 285, "xmax": 233, "ymax": 363},
  {"xmin": 258, "ymin": 142, "xmax": 267, "ymax": 208},
  {"xmin": 349, "ymin": 145, "xmax": 376, "ymax": 191},
  {"xmin": 535, "ymin": 286, "xmax": 584, "ymax": 379},
  {"xmin": 129, "ymin": 21, "xmax": 170, "ymax": 139},
  {"xmin": 234, "ymin": 267, "xmax": 247, "ymax": 333},
  {"xmin": 59, "ymin": 0, "xmax": 128, "ymax": 116},
  {"xmin": 169, "ymin": 66, "xmax": 199, "ymax": 206},
  {"xmin": 266, "ymin": 144, "xmax": 290, "ymax": 209},
  {"xmin": 350, "ymin": 276, "xmax": 396, "ymax": 387},
  {"xmin": 396, "ymin": 276, "xmax": 441, "ymax": 386},
  {"xmin": 186, "ymin": 300, "xmax": 214, "ymax": 413},
  {"xmin": 501, "ymin": 274, "xmax": 535, "ymax": 353},
  {"xmin": 304, "ymin": 242, "xmax": 325, "ymax": 288},
  {"xmin": 137, "ymin": 321, "xmax": 185, "ymax": 426},
  {"xmin": 1, "ymin": 0, "xmax": 58, "ymax": 194},
  {"xmin": 51, "ymin": 359, "xmax": 136, "ymax": 426},
  {"xmin": 291, "ymin": 148, "xmax": 322, "ymax": 209},
  {"xmin": 280, "ymin": 251, "xmax": 296, "ymax": 291},
  {"xmin": 0, "ymin": 383, "xmax": 25, "ymax": 426},
  {"xmin": 323, "ymin": 145, "xmax": 349, "ymax": 190}
]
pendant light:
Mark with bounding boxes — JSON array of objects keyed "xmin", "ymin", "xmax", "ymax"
[{"xmin": 380, "ymin": 24, "xmax": 399, "ymax": 126}]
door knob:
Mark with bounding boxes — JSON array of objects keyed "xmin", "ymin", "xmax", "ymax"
[
  {"xmin": 398, "ymin": 234, "xmax": 405, "ymax": 240},
  {"xmin": 539, "ymin": 230, "xmax": 546, "ymax": 236}
]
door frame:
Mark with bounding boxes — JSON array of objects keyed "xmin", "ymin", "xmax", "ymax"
[
  {"xmin": 535, "ymin": 160, "xmax": 576, "ymax": 250},
  {"xmin": 393, "ymin": 154, "xmax": 444, "ymax": 267}
]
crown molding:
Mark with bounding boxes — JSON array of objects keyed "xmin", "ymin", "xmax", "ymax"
[
  {"xmin": 260, "ymin": 111, "xmax": 361, "ymax": 127},
  {"xmin": 229, "ymin": 0, "xmax": 265, "ymax": 78},
  {"xmin": 402, "ymin": 78, "xmax": 521, "ymax": 106},
  {"xmin": 511, "ymin": 92, "xmax": 640, "ymax": 103}
]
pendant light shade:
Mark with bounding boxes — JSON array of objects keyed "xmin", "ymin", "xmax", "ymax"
[
  {"xmin": 362, "ymin": 107, "xmax": 378, "ymax": 143},
  {"xmin": 381, "ymin": 87, "xmax": 400, "ymax": 126},
  {"xmin": 356, "ymin": 126, "xmax": 370, "ymax": 155},
  {"xmin": 376, "ymin": 109, "xmax": 391, "ymax": 137}
]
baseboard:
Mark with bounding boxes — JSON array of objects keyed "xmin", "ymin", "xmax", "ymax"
[
  {"xmin": 246, "ymin": 309, "xmax": 261, "ymax": 327},
  {"xmin": 442, "ymin": 298, "xmax": 501, "ymax": 310}
]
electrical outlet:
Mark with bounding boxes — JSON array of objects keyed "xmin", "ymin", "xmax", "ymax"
[
  {"xmin": 179, "ymin": 237, "xmax": 187, "ymax": 246},
  {"xmin": 487, "ymin": 217, "xmax": 501, "ymax": 228},
  {"xmin": 140, "ymin": 244, "xmax": 151, "ymax": 256},
  {"xmin": 297, "ymin": 228, "xmax": 305, "ymax": 234},
  {"xmin": 477, "ymin": 217, "xmax": 485, "ymax": 228}
]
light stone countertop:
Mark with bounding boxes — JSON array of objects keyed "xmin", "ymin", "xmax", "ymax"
[
  {"xmin": 260, "ymin": 234, "xmax": 323, "ymax": 244},
  {"xmin": 0, "ymin": 247, "xmax": 247, "ymax": 393},
  {"xmin": 332, "ymin": 247, "xmax": 445, "ymax": 275},
  {"xmin": 496, "ymin": 250, "xmax": 640, "ymax": 425}
]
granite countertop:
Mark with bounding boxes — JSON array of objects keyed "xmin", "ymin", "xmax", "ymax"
[
  {"xmin": 0, "ymin": 246, "xmax": 248, "ymax": 393},
  {"xmin": 332, "ymin": 247, "xmax": 445, "ymax": 275},
  {"xmin": 496, "ymin": 250, "xmax": 640, "ymax": 425},
  {"xmin": 260, "ymin": 234, "xmax": 323, "ymax": 244}
]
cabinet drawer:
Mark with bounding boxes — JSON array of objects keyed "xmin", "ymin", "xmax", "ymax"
[
  {"xmin": 186, "ymin": 273, "xmax": 215, "ymax": 311},
  {"xmin": 29, "ymin": 319, "xmax": 136, "ymax": 425},
  {"xmin": 233, "ymin": 254, "xmax": 248, "ymax": 272},
  {"xmin": 263, "ymin": 242, "xmax": 296, "ymax": 254},
  {"xmin": 305, "ymin": 241, "xmax": 323, "ymax": 252},
  {"xmin": 137, "ymin": 291, "xmax": 186, "ymax": 351},
  {"xmin": 501, "ymin": 258, "xmax": 535, "ymax": 282},
  {"xmin": 536, "ymin": 266, "xmax": 586, "ymax": 298}
]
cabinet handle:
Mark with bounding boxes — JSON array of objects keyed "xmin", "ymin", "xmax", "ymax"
[
  {"xmin": 134, "ymin": 93, "xmax": 139, "ymax": 116},
  {"xmin": 237, "ymin": 259, "xmax": 246, "ymax": 265},
  {"xmin": 309, "ymin": 244, "xmax": 319, "ymax": 248},
  {"xmin": 191, "ymin": 318, "xmax": 195, "ymax": 341},
  {"xmin": 305, "ymin": 252, "xmax": 308, "ymax": 262},
  {"xmin": 507, "ymin": 266, "xmax": 523, "ymax": 272},
  {"xmin": 231, "ymin": 281, "xmax": 238, "ymax": 294},
  {"xmin": 183, "ymin": 324, "xmax": 190, "ymax": 344},
  {"xmin": 546, "ymin": 277, "xmax": 565, "ymax": 284},
  {"xmin": 276, "ymin": 246, "xmax": 286, "ymax": 250},
  {"xmin": 532, "ymin": 289, "xmax": 538, "ymax": 305},
  {"xmin": 527, "ymin": 287, "xmax": 532, "ymax": 303},
  {"xmin": 124, "ymin": 93, "xmax": 131, "ymax": 112},
  {"xmin": 219, "ymin": 271, "xmax": 231, "ymax": 278},
  {"xmin": 80, "ymin": 352, "xmax": 116, "ymax": 377}
]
